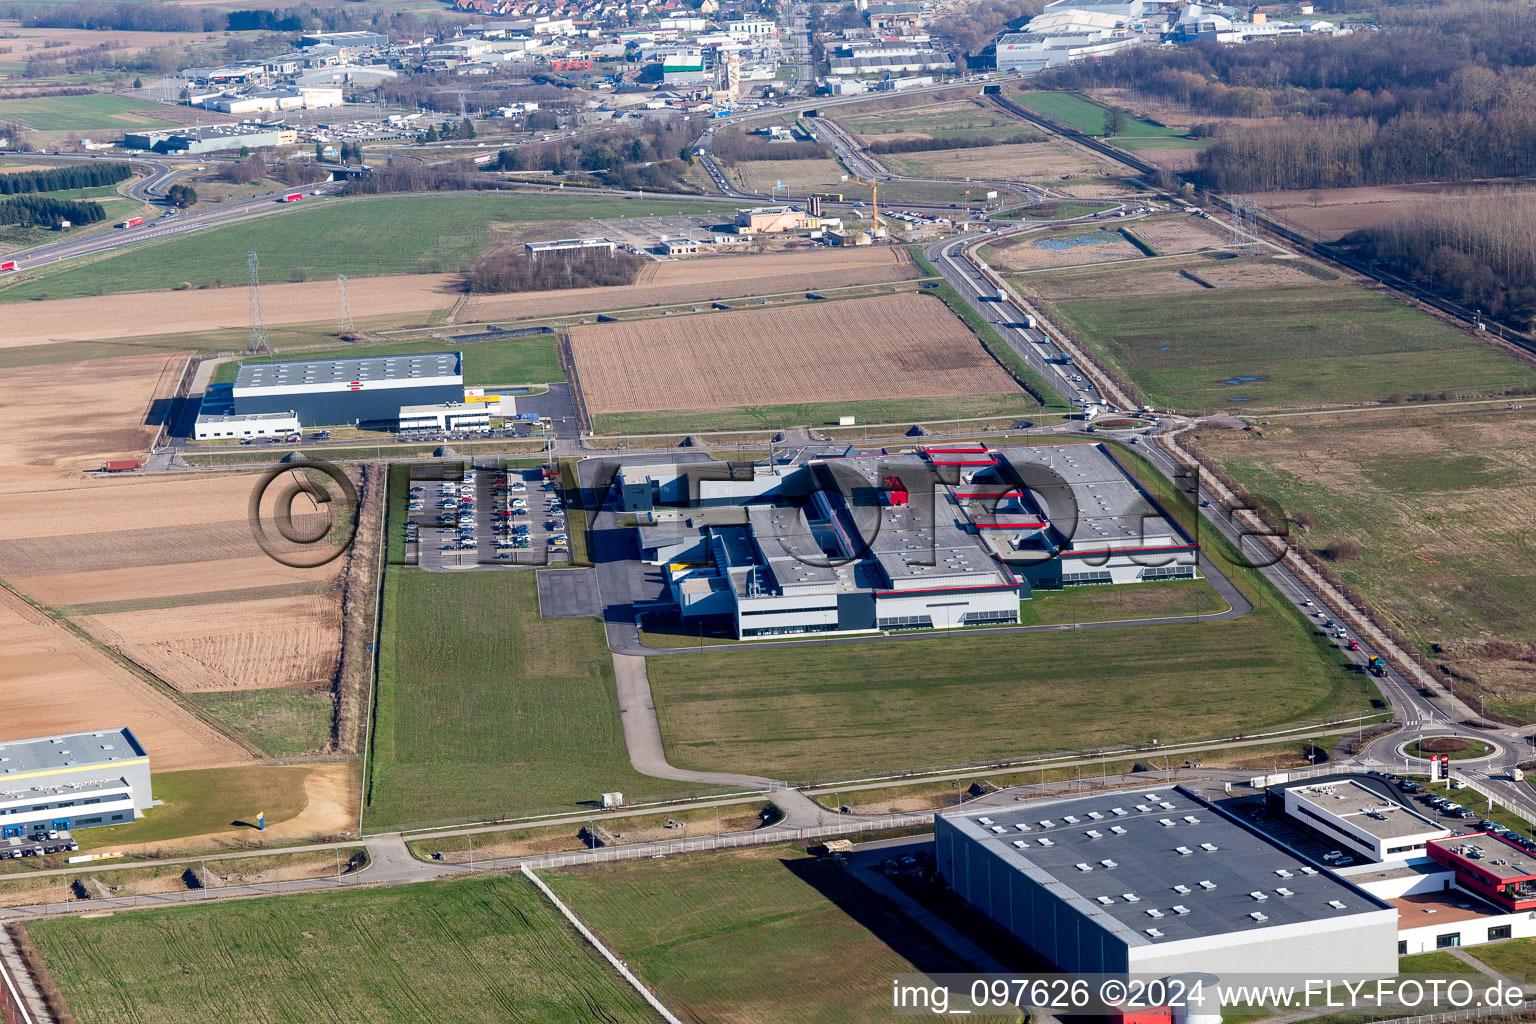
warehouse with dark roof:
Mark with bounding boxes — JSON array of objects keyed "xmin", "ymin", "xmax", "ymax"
[{"xmin": 227, "ymin": 351, "xmax": 465, "ymax": 428}]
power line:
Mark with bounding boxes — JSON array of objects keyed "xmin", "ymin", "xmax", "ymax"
[
  {"xmin": 247, "ymin": 251, "xmax": 270, "ymax": 355},
  {"xmin": 337, "ymin": 273, "xmax": 354, "ymax": 335}
]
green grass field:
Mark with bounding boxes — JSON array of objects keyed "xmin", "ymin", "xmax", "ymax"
[
  {"xmin": 0, "ymin": 193, "xmax": 728, "ymax": 302},
  {"xmin": 183, "ymin": 687, "xmax": 335, "ymax": 758},
  {"xmin": 212, "ymin": 336, "xmax": 563, "ymax": 388},
  {"xmin": 1015, "ymin": 91, "xmax": 1180, "ymax": 138},
  {"xmin": 1026, "ymin": 258, "xmax": 1536, "ymax": 411},
  {"xmin": 66, "ymin": 766, "xmax": 313, "ymax": 852},
  {"xmin": 546, "ymin": 845, "xmax": 1017, "ymax": 1023},
  {"xmin": 1017, "ymin": 577, "xmax": 1227, "ymax": 625},
  {"xmin": 366, "ymin": 470, "xmax": 721, "ymax": 830},
  {"xmin": 0, "ymin": 93, "xmax": 179, "ymax": 131},
  {"xmin": 1397, "ymin": 950, "xmax": 1480, "ymax": 974},
  {"xmin": 1110, "ymin": 136, "xmax": 1214, "ymax": 151},
  {"xmin": 836, "ymin": 98, "xmax": 1039, "ymax": 145},
  {"xmin": 25, "ymin": 874, "xmax": 661, "ymax": 1024},
  {"xmin": 1195, "ymin": 410, "xmax": 1536, "ymax": 718}
]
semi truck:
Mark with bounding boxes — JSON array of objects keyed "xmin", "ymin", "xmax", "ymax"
[
  {"xmin": 280, "ymin": 192, "xmax": 303, "ymax": 203},
  {"xmin": 117, "ymin": 216, "xmax": 144, "ymax": 229},
  {"xmin": 100, "ymin": 459, "xmax": 142, "ymax": 473},
  {"xmin": 0, "ymin": 260, "xmax": 15, "ymax": 273},
  {"xmin": 1367, "ymin": 655, "xmax": 1387, "ymax": 677}
]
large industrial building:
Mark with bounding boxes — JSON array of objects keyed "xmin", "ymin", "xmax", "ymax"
[
  {"xmin": 1268, "ymin": 775, "xmax": 1452, "ymax": 864},
  {"xmin": 618, "ymin": 443, "xmax": 1197, "ymax": 638},
  {"xmin": 0, "ymin": 728, "xmax": 152, "ymax": 837},
  {"xmin": 196, "ymin": 351, "xmax": 483, "ymax": 436},
  {"xmin": 937, "ymin": 786, "xmax": 1400, "ymax": 977},
  {"xmin": 122, "ymin": 122, "xmax": 290, "ymax": 154}
]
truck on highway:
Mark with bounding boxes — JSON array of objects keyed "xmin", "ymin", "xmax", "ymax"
[
  {"xmin": 1367, "ymin": 655, "xmax": 1387, "ymax": 677},
  {"xmin": 0, "ymin": 260, "xmax": 15, "ymax": 273},
  {"xmin": 280, "ymin": 192, "xmax": 303, "ymax": 203},
  {"xmin": 117, "ymin": 216, "xmax": 144, "ymax": 229}
]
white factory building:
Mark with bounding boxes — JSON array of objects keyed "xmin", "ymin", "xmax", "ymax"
[
  {"xmin": 193, "ymin": 410, "xmax": 301, "ymax": 441},
  {"xmin": 937, "ymin": 786, "xmax": 1400, "ymax": 979},
  {"xmin": 995, "ymin": 8, "xmax": 1144, "ymax": 72},
  {"xmin": 1276, "ymin": 778, "xmax": 1452, "ymax": 864},
  {"xmin": 617, "ymin": 443, "xmax": 1196, "ymax": 639},
  {"xmin": 0, "ymin": 728, "xmax": 153, "ymax": 837}
]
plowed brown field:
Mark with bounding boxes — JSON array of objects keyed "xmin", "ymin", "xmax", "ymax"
[
  {"xmin": 460, "ymin": 248, "xmax": 915, "ymax": 323},
  {"xmin": 84, "ymin": 594, "xmax": 342, "ymax": 692},
  {"xmin": 571, "ymin": 292, "xmax": 1017, "ymax": 414},
  {"xmin": 0, "ymin": 589, "xmax": 246, "ymax": 770}
]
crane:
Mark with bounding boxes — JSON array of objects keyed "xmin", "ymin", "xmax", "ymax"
[{"xmin": 841, "ymin": 170, "xmax": 882, "ymax": 237}]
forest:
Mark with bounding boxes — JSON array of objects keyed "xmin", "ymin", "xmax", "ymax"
[
  {"xmin": 0, "ymin": 162, "xmax": 131, "ymax": 195},
  {"xmin": 493, "ymin": 128, "xmax": 688, "ymax": 190},
  {"xmin": 1341, "ymin": 192, "xmax": 1536, "ymax": 331},
  {"xmin": 0, "ymin": 195, "xmax": 105, "ymax": 229},
  {"xmin": 1040, "ymin": 0, "xmax": 1536, "ymax": 189}
]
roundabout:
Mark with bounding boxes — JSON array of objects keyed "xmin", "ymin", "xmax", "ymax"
[{"xmin": 1400, "ymin": 735, "xmax": 1499, "ymax": 763}]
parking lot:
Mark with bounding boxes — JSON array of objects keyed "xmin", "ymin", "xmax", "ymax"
[
  {"xmin": 404, "ymin": 464, "xmax": 572, "ymax": 570},
  {"xmin": 3, "ymin": 828, "xmax": 79, "ymax": 860}
]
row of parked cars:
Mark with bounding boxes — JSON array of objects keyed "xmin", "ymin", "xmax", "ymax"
[{"xmin": 3, "ymin": 829, "xmax": 78, "ymax": 859}]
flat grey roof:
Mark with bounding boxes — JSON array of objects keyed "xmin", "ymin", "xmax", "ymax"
[
  {"xmin": 1432, "ymin": 835, "xmax": 1536, "ymax": 881},
  {"xmin": 945, "ymin": 786, "xmax": 1389, "ymax": 946},
  {"xmin": 0, "ymin": 729, "xmax": 144, "ymax": 779},
  {"xmin": 991, "ymin": 444, "xmax": 1180, "ymax": 549},
  {"xmin": 196, "ymin": 410, "xmax": 296, "ymax": 423},
  {"xmin": 236, "ymin": 351, "xmax": 461, "ymax": 390},
  {"xmin": 1288, "ymin": 780, "xmax": 1448, "ymax": 840}
]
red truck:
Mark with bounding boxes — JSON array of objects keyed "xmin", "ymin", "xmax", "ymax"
[
  {"xmin": 0, "ymin": 260, "xmax": 15, "ymax": 273},
  {"xmin": 117, "ymin": 216, "xmax": 144, "ymax": 229},
  {"xmin": 101, "ymin": 459, "xmax": 142, "ymax": 473},
  {"xmin": 280, "ymin": 193, "xmax": 303, "ymax": 203}
]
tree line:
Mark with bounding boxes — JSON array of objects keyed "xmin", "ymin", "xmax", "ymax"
[
  {"xmin": 0, "ymin": 195, "xmax": 106, "ymax": 229},
  {"xmin": 1037, "ymin": 0, "xmax": 1536, "ymax": 189},
  {"xmin": 0, "ymin": 161, "xmax": 132, "ymax": 195},
  {"xmin": 1341, "ymin": 191, "xmax": 1536, "ymax": 331},
  {"xmin": 463, "ymin": 249, "xmax": 644, "ymax": 294},
  {"xmin": 493, "ymin": 128, "xmax": 689, "ymax": 190}
]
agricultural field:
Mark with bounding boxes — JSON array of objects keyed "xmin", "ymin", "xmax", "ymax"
[
  {"xmin": 460, "ymin": 246, "xmax": 918, "ymax": 324},
  {"xmin": 365, "ymin": 554, "xmax": 720, "ymax": 832},
  {"xmin": 1018, "ymin": 256, "xmax": 1536, "ymax": 411},
  {"xmin": 0, "ymin": 466, "xmax": 365, "ymax": 759},
  {"xmin": 1124, "ymin": 214, "xmax": 1230, "ymax": 255},
  {"xmin": 0, "ymin": 193, "xmax": 730, "ymax": 302},
  {"xmin": 0, "ymin": 93, "xmax": 180, "ymax": 131},
  {"xmin": 986, "ymin": 227, "xmax": 1142, "ymax": 270},
  {"xmin": 1195, "ymin": 410, "xmax": 1536, "ymax": 719},
  {"xmin": 730, "ymin": 157, "xmax": 848, "ymax": 193},
  {"xmin": 881, "ymin": 139, "xmax": 1129, "ymax": 182},
  {"xmin": 571, "ymin": 292, "xmax": 1023, "ymax": 421},
  {"xmin": 1015, "ymin": 90, "xmax": 1182, "ymax": 139},
  {"xmin": 23, "ymin": 874, "xmax": 660, "ymax": 1024},
  {"xmin": 1250, "ymin": 183, "xmax": 1536, "ymax": 243},
  {"xmin": 546, "ymin": 845, "xmax": 1004, "ymax": 1023},
  {"xmin": 836, "ymin": 95, "xmax": 1030, "ymax": 144}
]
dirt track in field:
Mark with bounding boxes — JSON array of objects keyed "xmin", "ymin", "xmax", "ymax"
[
  {"xmin": 0, "ymin": 274, "xmax": 461, "ymax": 349},
  {"xmin": 571, "ymin": 291, "xmax": 1017, "ymax": 414},
  {"xmin": 459, "ymin": 248, "xmax": 916, "ymax": 323},
  {"xmin": 84, "ymin": 593, "xmax": 342, "ymax": 692}
]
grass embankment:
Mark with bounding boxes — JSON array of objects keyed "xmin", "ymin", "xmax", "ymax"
[
  {"xmin": 23, "ymin": 874, "xmax": 659, "ymax": 1024},
  {"xmin": 1024, "ymin": 257, "xmax": 1536, "ymax": 411},
  {"xmin": 182, "ymin": 688, "xmax": 335, "ymax": 758},
  {"xmin": 646, "ymin": 444, "xmax": 1379, "ymax": 783},
  {"xmin": 0, "ymin": 93, "xmax": 179, "ymax": 131},
  {"xmin": 71, "ymin": 766, "xmax": 312, "ymax": 852},
  {"xmin": 592, "ymin": 392, "xmax": 1041, "ymax": 435},
  {"xmin": 1196, "ymin": 411, "xmax": 1536, "ymax": 719},
  {"xmin": 546, "ymin": 845, "xmax": 1024, "ymax": 1023},
  {"xmin": 0, "ymin": 193, "xmax": 729, "ymax": 302}
]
